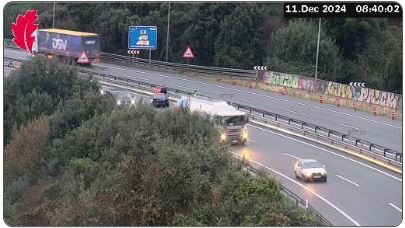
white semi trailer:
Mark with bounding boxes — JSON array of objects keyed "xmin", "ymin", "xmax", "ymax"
[{"xmin": 176, "ymin": 96, "xmax": 249, "ymax": 145}]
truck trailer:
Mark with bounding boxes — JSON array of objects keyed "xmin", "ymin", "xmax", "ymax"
[
  {"xmin": 176, "ymin": 96, "xmax": 249, "ymax": 145},
  {"xmin": 32, "ymin": 28, "xmax": 100, "ymax": 65}
]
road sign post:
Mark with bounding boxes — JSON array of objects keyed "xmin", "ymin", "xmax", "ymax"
[
  {"xmin": 149, "ymin": 48, "xmax": 151, "ymax": 64},
  {"xmin": 253, "ymin": 66, "xmax": 267, "ymax": 89}
]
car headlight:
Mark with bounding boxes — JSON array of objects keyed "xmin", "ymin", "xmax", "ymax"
[
  {"xmin": 242, "ymin": 131, "xmax": 248, "ymax": 139},
  {"xmin": 304, "ymin": 171, "xmax": 312, "ymax": 177},
  {"xmin": 220, "ymin": 133, "xmax": 226, "ymax": 141},
  {"xmin": 322, "ymin": 170, "xmax": 327, "ymax": 175}
]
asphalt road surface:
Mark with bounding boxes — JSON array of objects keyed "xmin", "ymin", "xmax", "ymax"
[
  {"xmin": 99, "ymin": 84, "xmax": 403, "ymax": 226},
  {"xmin": 5, "ymin": 48, "xmax": 402, "ymax": 152},
  {"xmin": 95, "ymin": 58, "xmax": 402, "ymax": 153},
  {"xmin": 3, "ymin": 48, "xmax": 403, "ymax": 225},
  {"xmin": 234, "ymin": 125, "xmax": 402, "ymax": 226}
]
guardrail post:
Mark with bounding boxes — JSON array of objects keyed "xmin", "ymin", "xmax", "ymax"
[
  {"xmin": 383, "ymin": 149, "xmax": 387, "ymax": 157},
  {"xmin": 301, "ymin": 122, "xmax": 304, "ymax": 129},
  {"xmin": 288, "ymin": 119, "xmax": 291, "ymax": 125},
  {"xmin": 341, "ymin": 135, "xmax": 345, "ymax": 141},
  {"xmin": 275, "ymin": 115, "xmax": 278, "ymax": 121},
  {"xmin": 355, "ymin": 139, "xmax": 360, "ymax": 146},
  {"xmin": 327, "ymin": 130, "xmax": 331, "ymax": 137},
  {"xmin": 396, "ymin": 153, "xmax": 402, "ymax": 162},
  {"xmin": 369, "ymin": 144, "xmax": 372, "ymax": 151},
  {"xmin": 314, "ymin": 126, "xmax": 318, "ymax": 133}
]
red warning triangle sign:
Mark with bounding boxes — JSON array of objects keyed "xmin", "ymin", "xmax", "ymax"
[
  {"xmin": 77, "ymin": 51, "xmax": 90, "ymax": 63},
  {"xmin": 182, "ymin": 47, "xmax": 195, "ymax": 59}
]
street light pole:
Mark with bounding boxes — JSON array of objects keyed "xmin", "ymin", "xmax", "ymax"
[
  {"xmin": 315, "ymin": 18, "xmax": 321, "ymax": 80},
  {"xmin": 165, "ymin": 2, "xmax": 171, "ymax": 62},
  {"xmin": 52, "ymin": 2, "xmax": 56, "ymax": 28}
]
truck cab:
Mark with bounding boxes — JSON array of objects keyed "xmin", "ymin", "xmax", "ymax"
[{"xmin": 177, "ymin": 96, "xmax": 249, "ymax": 145}]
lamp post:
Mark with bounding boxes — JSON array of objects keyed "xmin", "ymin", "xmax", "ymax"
[
  {"xmin": 165, "ymin": 2, "xmax": 171, "ymax": 62},
  {"xmin": 315, "ymin": 18, "xmax": 321, "ymax": 80},
  {"xmin": 52, "ymin": 2, "xmax": 56, "ymax": 28}
]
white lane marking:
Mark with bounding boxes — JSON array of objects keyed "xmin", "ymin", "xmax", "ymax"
[
  {"xmin": 248, "ymin": 139, "xmax": 256, "ymax": 143},
  {"xmin": 231, "ymin": 151, "xmax": 361, "ymax": 226},
  {"xmin": 283, "ymin": 152, "xmax": 302, "ymax": 160},
  {"xmin": 177, "ymin": 85, "xmax": 187, "ymax": 89},
  {"xmin": 388, "ymin": 203, "xmax": 402, "ymax": 212},
  {"xmin": 336, "ymin": 175, "xmax": 360, "ymax": 187},
  {"xmin": 90, "ymin": 62, "xmax": 401, "ymax": 129},
  {"xmin": 340, "ymin": 123, "xmax": 361, "ymax": 131},
  {"xmin": 248, "ymin": 124, "xmax": 402, "ymax": 182},
  {"xmin": 235, "ymin": 98, "xmax": 251, "ymax": 103},
  {"xmin": 140, "ymin": 77, "xmax": 149, "ymax": 81},
  {"xmin": 283, "ymin": 109, "xmax": 308, "ymax": 117},
  {"xmin": 7, "ymin": 49, "xmax": 400, "ymax": 131}
]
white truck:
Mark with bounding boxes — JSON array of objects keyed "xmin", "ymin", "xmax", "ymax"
[{"xmin": 176, "ymin": 96, "xmax": 249, "ymax": 145}]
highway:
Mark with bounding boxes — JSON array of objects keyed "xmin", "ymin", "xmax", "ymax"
[
  {"xmin": 234, "ymin": 125, "xmax": 402, "ymax": 226},
  {"xmin": 3, "ymin": 48, "xmax": 403, "ymax": 226},
  {"xmin": 5, "ymin": 48, "xmax": 402, "ymax": 152}
]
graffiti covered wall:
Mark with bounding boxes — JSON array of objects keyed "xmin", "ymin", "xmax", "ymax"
[{"xmin": 263, "ymin": 71, "xmax": 402, "ymax": 109}]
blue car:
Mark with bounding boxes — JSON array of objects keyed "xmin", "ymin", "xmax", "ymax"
[{"xmin": 152, "ymin": 93, "xmax": 169, "ymax": 108}]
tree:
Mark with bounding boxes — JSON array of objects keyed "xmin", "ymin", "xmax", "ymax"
[
  {"xmin": 214, "ymin": 3, "xmax": 268, "ymax": 69},
  {"xmin": 267, "ymin": 19, "xmax": 343, "ymax": 81},
  {"xmin": 4, "ymin": 56, "xmax": 106, "ymax": 145},
  {"xmin": 31, "ymin": 104, "xmax": 326, "ymax": 226},
  {"xmin": 4, "ymin": 116, "xmax": 49, "ymax": 178}
]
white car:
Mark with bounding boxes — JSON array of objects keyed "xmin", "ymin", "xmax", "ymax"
[{"xmin": 294, "ymin": 159, "xmax": 327, "ymax": 182}]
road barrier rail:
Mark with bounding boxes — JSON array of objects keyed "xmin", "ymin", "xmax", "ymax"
[
  {"xmin": 4, "ymin": 38, "xmax": 256, "ymax": 79},
  {"xmin": 242, "ymin": 158, "xmax": 332, "ymax": 226},
  {"xmin": 4, "ymin": 50, "xmax": 402, "ymax": 168},
  {"xmin": 76, "ymin": 67, "xmax": 402, "ymax": 168},
  {"xmin": 100, "ymin": 52, "xmax": 257, "ymax": 78}
]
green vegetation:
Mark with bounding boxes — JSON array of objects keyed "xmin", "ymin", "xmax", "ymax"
[
  {"xmin": 4, "ymin": 57, "xmax": 326, "ymax": 226},
  {"xmin": 3, "ymin": 2, "xmax": 402, "ymax": 92}
]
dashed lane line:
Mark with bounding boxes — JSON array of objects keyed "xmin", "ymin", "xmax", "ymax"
[
  {"xmin": 92, "ymin": 62, "xmax": 401, "ymax": 130},
  {"xmin": 231, "ymin": 151, "xmax": 361, "ymax": 226},
  {"xmin": 388, "ymin": 203, "xmax": 402, "ymax": 212},
  {"xmin": 336, "ymin": 175, "xmax": 360, "ymax": 187}
]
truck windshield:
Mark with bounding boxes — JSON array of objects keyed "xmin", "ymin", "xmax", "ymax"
[{"xmin": 220, "ymin": 115, "xmax": 246, "ymax": 126}]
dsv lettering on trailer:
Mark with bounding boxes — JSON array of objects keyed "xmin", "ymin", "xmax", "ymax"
[{"xmin": 52, "ymin": 38, "xmax": 67, "ymax": 50}]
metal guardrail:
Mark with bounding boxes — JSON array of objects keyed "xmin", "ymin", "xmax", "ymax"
[
  {"xmin": 78, "ymin": 68, "xmax": 402, "ymax": 168},
  {"xmin": 101, "ymin": 52, "xmax": 257, "ymax": 78},
  {"xmin": 235, "ymin": 105, "xmax": 402, "ymax": 167},
  {"xmin": 4, "ymin": 52, "xmax": 332, "ymax": 226},
  {"xmin": 4, "ymin": 42, "xmax": 402, "ymax": 167},
  {"xmin": 244, "ymin": 162, "xmax": 332, "ymax": 226},
  {"xmin": 4, "ymin": 38, "xmax": 256, "ymax": 78}
]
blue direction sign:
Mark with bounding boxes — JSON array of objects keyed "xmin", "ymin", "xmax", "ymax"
[{"xmin": 128, "ymin": 26, "xmax": 158, "ymax": 50}]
